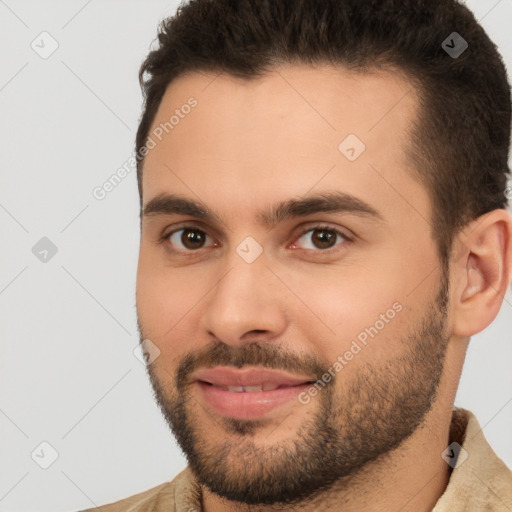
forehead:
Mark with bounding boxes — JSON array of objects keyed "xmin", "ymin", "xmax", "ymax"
[{"xmin": 141, "ymin": 63, "xmax": 429, "ymax": 228}]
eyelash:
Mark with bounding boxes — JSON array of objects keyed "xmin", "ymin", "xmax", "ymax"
[{"xmin": 159, "ymin": 223, "xmax": 352, "ymax": 255}]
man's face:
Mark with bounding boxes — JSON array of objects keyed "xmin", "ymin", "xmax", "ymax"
[{"xmin": 136, "ymin": 65, "xmax": 450, "ymax": 505}]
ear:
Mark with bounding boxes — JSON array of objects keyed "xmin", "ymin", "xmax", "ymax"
[{"xmin": 451, "ymin": 209, "xmax": 512, "ymax": 338}]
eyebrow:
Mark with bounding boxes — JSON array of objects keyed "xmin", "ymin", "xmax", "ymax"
[{"xmin": 142, "ymin": 191, "xmax": 384, "ymax": 228}]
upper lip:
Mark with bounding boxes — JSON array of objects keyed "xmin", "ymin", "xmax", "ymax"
[{"xmin": 192, "ymin": 367, "xmax": 316, "ymax": 387}]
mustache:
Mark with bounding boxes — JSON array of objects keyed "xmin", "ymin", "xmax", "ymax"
[{"xmin": 176, "ymin": 341, "xmax": 329, "ymax": 390}]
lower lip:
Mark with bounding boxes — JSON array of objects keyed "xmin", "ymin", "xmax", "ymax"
[{"xmin": 195, "ymin": 381, "xmax": 311, "ymax": 419}]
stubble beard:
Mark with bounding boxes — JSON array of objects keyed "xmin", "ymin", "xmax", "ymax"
[{"xmin": 142, "ymin": 272, "xmax": 450, "ymax": 506}]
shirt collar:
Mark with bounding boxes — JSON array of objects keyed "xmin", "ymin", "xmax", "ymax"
[{"xmin": 433, "ymin": 407, "xmax": 512, "ymax": 511}]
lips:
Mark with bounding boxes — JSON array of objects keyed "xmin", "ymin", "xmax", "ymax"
[
  {"xmin": 192, "ymin": 367, "xmax": 315, "ymax": 390},
  {"xmin": 191, "ymin": 367, "xmax": 317, "ymax": 419}
]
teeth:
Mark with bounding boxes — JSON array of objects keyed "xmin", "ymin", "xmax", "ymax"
[
  {"xmin": 217, "ymin": 384, "xmax": 279, "ymax": 392},
  {"xmin": 243, "ymin": 385, "xmax": 263, "ymax": 392},
  {"xmin": 227, "ymin": 386, "xmax": 244, "ymax": 392}
]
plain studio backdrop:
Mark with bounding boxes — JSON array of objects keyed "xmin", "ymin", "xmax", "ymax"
[{"xmin": 1, "ymin": 1, "xmax": 511, "ymax": 511}]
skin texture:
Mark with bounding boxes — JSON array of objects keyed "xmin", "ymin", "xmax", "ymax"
[{"xmin": 136, "ymin": 64, "xmax": 512, "ymax": 512}]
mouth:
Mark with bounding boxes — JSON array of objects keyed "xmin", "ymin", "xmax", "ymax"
[
  {"xmin": 199, "ymin": 382, "xmax": 310, "ymax": 392},
  {"xmin": 191, "ymin": 366, "xmax": 316, "ymax": 420}
]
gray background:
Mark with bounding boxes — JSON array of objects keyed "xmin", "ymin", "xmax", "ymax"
[{"xmin": 1, "ymin": 1, "xmax": 511, "ymax": 511}]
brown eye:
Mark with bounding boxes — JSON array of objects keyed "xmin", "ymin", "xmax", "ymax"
[
  {"xmin": 182, "ymin": 229, "xmax": 206, "ymax": 249},
  {"xmin": 311, "ymin": 229, "xmax": 337, "ymax": 249},
  {"xmin": 293, "ymin": 226, "xmax": 348, "ymax": 251},
  {"xmin": 167, "ymin": 227, "xmax": 213, "ymax": 251}
]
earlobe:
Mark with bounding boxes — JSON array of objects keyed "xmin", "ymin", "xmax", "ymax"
[{"xmin": 452, "ymin": 210, "xmax": 512, "ymax": 337}]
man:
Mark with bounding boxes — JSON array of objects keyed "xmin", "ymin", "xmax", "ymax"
[{"xmin": 83, "ymin": 0, "xmax": 512, "ymax": 510}]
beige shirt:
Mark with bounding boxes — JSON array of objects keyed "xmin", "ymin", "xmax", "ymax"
[{"xmin": 80, "ymin": 408, "xmax": 512, "ymax": 511}]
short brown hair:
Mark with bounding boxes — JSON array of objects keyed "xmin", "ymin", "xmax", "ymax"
[{"xmin": 136, "ymin": 0, "xmax": 511, "ymax": 265}]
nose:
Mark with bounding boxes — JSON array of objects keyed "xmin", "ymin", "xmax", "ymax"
[{"xmin": 199, "ymin": 253, "xmax": 288, "ymax": 347}]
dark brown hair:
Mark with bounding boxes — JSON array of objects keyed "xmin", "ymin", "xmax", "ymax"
[{"xmin": 136, "ymin": 0, "xmax": 511, "ymax": 265}]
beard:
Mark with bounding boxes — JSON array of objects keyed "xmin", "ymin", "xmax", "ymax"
[{"xmin": 140, "ymin": 269, "xmax": 450, "ymax": 507}]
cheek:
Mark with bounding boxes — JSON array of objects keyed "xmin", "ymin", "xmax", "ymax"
[
  {"xmin": 284, "ymin": 261, "xmax": 404, "ymax": 328},
  {"xmin": 136, "ymin": 249, "xmax": 201, "ymax": 342},
  {"xmin": 284, "ymin": 263, "xmax": 411, "ymax": 366}
]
